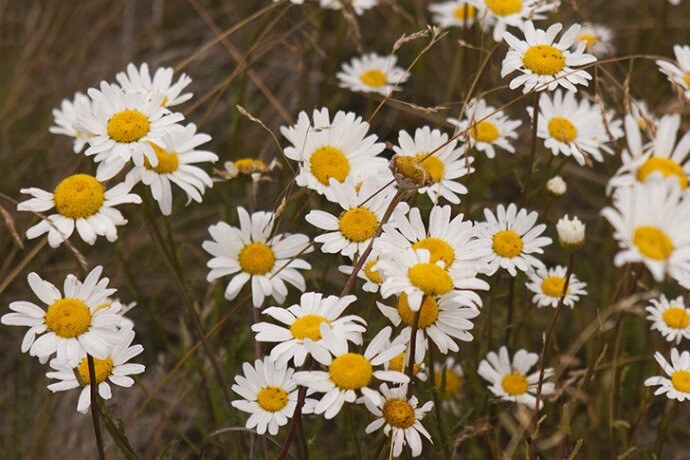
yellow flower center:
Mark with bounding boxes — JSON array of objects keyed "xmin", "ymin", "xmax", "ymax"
[
  {"xmin": 486, "ymin": 0, "xmax": 522, "ymax": 16},
  {"xmin": 523, "ymin": 45, "xmax": 566, "ymax": 76},
  {"xmin": 53, "ymin": 174, "xmax": 105, "ymax": 219},
  {"xmin": 453, "ymin": 4, "xmax": 476, "ymax": 20},
  {"xmin": 256, "ymin": 386, "xmax": 289, "ymax": 412},
  {"xmin": 636, "ymin": 157, "xmax": 687, "ymax": 190},
  {"xmin": 363, "ymin": 259, "xmax": 383, "ymax": 284},
  {"xmin": 577, "ymin": 33, "xmax": 599, "ymax": 49},
  {"xmin": 310, "ymin": 146, "xmax": 350, "ymax": 185},
  {"xmin": 107, "ymin": 109, "xmax": 151, "ymax": 143},
  {"xmin": 388, "ymin": 353, "xmax": 422, "ymax": 375},
  {"xmin": 434, "ymin": 370, "xmax": 463, "ymax": 399},
  {"xmin": 360, "ymin": 69, "xmax": 388, "ymax": 88},
  {"xmin": 235, "ymin": 158, "xmax": 267, "ymax": 174},
  {"xmin": 44, "ymin": 298, "xmax": 92, "ymax": 338},
  {"xmin": 397, "ymin": 294, "xmax": 439, "ymax": 329},
  {"xmin": 338, "ymin": 207, "xmax": 379, "ymax": 243},
  {"xmin": 501, "ymin": 373, "xmax": 529, "ymax": 396},
  {"xmin": 471, "ymin": 120, "xmax": 500, "ymax": 143},
  {"xmin": 144, "ymin": 142, "xmax": 179, "ymax": 174},
  {"xmin": 382, "ymin": 398, "xmax": 416, "ymax": 429},
  {"xmin": 633, "ymin": 226, "xmax": 673, "ymax": 261},
  {"xmin": 662, "ymin": 306, "xmax": 690, "ymax": 329},
  {"xmin": 548, "ymin": 117, "xmax": 578, "ymax": 142},
  {"xmin": 78, "ymin": 356, "xmax": 114, "ymax": 385},
  {"xmin": 492, "ymin": 230, "xmax": 523, "ymax": 258},
  {"xmin": 540, "ymin": 276, "xmax": 568, "ymax": 298},
  {"xmin": 407, "ymin": 263, "xmax": 453, "ymax": 296},
  {"xmin": 238, "ymin": 242, "xmax": 276, "ymax": 275},
  {"xmin": 290, "ymin": 314, "xmax": 330, "ymax": 341},
  {"xmin": 392, "ymin": 154, "xmax": 445, "ymax": 186},
  {"xmin": 412, "ymin": 237, "xmax": 455, "ymax": 267},
  {"xmin": 329, "ymin": 353, "xmax": 373, "ymax": 390},
  {"xmin": 671, "ymin": 370, "xmax": 690, "ymax": 393},
  {"xmin": 684, "ymin": 72, "xmax": 690, "ymax": 88}
]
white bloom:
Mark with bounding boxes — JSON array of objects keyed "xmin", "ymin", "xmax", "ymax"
[
  {"xmin": 656, "ymin": 45, "xmax": 690, "ymax": 100},
  {"xmin": 574, "ymin": 23, "xmax": 614, "ymax": 57},
  {"xmin": 116, "ymin": 62, "xmax": 193, "ymax": 108},
  {"xmin": 645, "ymin": 348, "xmax": 690, "ymax": 401},
  {"xmin": 556, "ymin": 214, "xmax": 585, "ymax": 249},
  {"xmin": 645, "ymin": 295, "xmax": 690, "ymax": 344},
  {"xmin": 336, "ymin": 53, "xmax": 409, "ymax": 96},
  {"xmin": 467, "ymin": 0, "xmax": 558, "ymax": 42},
  {"xmin": 50, "ymin": 92, "xmax": 93, "ymax": 153},
  {"xmin": 428, "ymin": 1, "xmax": 478, "ymax": 29},
  {"xmin": 338, "ymin": 248, "xmax": 385, "ymax": 293},
  {"xmin": 318, "ymin": 0, "xmax": 378, "ymax": 15},
  {"xmin": 546, "ymin": 175, "xmax": 567, "ymax": 196},
  {"xmin": 433, "ymin": 357, "xmax": 464, "ymax": 414},
  {"xmin": 525, "ymin": 265, "xmax": 587, "ymax": 308}
]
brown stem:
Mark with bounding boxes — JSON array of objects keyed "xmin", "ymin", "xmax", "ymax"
[
  {"xmin": 87, "ymin": 355, "xmax": 106, "ymax": 460},
  {"xmin": 520, "ymin": 92, "xmax": 541, "ymax": 207},
  {"xmin": 406, "ymin": 310, "xmax": 421, "ymax": 399}
]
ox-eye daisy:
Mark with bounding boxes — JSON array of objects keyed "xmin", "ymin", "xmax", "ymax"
[
  {"xmin": 126, "ymin": 123, "xmax": 217, "ymax": 215},
  {"xmin": 529, "ymin": 89, "xmax": 622, "ymax": 166},
  {"xmin": 478, "ymin": 346, "xmax": 554, "ymax": 406},
  {"xmin": 601, "ymin": 180, "xmax": 690, "ymax": 283},
  {"xmin": 78, "ymin": 82, "xmax": 184, "ymax": 180},
  {"xmin": 252, "ymin": 292, "xmax": 366, "ymax": 366},
  {"xmin": 294, "ymin": 325, "xmax": 408, "ymax": 419},
  {"xmin": 337, "ymin": 53, "xmax": 409, "ymax": 96},
  {"xmin": 501, "ymin": 22, "xmax": 596, "ymax": 93},
  {"xmin": 475, "ymin": 203, "xmax": 552, "ymax": 277},
  {"xmin": 116, "ymin": 62, "xmax": 193, "ymax": 108},
  {"xmin": 467, "ymin": 0, "xmax": 558, "ymax": 42},
  {"xmin": 656, "ymin": 45, "xmax": 690, "ymax": 100},
  {"xmin": 575, "ymin": 23, "xmax": 613, "ymax": 57},
  {"xmin": 447, "ymin": 98, "xmax": 522, "ymax": 159},
  {"xmin": 384, "ymin": 334, "xmax": 427, "ymax": 381},
  {"xmin": 645, "ymin": 349, "xmax": 690, "ymax": 401},
  {"xmin": 646, "ymin": 295, "xmax": 690, "ymax": 344},
  {"xmin": 318, "ymin": 0, "xmax": 378, "ymax": 15},
  {"xmin": 1, "ymin": 266, "xmax": 122, "ymax": 366},
  {"xmin": 338, "ymin": 248, "xmax": 385, "ymax": 293},
  {"xmin": 525, "ymin": 265, "xmax": 587, "ymax": 309},
  {"xmin": 428, "ymin": 1, "xmax": 478, "ymax": 29},
  {"xmin": 360, "ymin": 384, "xmax": 434, "ymax": 458},
  {"xmin": 46, "ymin": 328, "xmax": 145, "ymax": 413},
  {"xmin": 629, "ymin": 99, "xmax": 657, "ymax": 132},
  {"xmin": 50, "ymin": 92, "xmax": 93, "ymax": 153},
  {"xmin": 391, "ymin": 126, "xmax": 474, "ymax": 204},
  {"xmin": 434, "ymin": 357, "xmax": 464, "ymax": 414},
  {"xmin": 280, "ymin": 108, "xmax": 388, "ymax": 199},
  {"xmin": 203, "ymin": 207, "xmax": 312, "ymax": 308},
  {"xmin": 18, "ymin": 174, "xmax": 141, "ymax": 248}
]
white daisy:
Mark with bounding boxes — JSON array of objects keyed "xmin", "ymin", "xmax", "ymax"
[
  {"xmin": 501, "ymin": 22, "xmax": 597, "ymax": 93},
  {"xmin": 467, "ymin": 0, "xmax": 558, "ymax": 42},
  {"xmin": 433, "ymin": 357, "xmax": 464, "ymax": 414},
  {"xmin": 391, "ymin": 126, "xmax": 474, "ymax": 204},
  {"xmin": 336, "ymin": 53, "xmax": 410, "ymax": 96},
  {"xmin": 656, "ymin": 44, "xmax": 690, "ymax": 100},
  {"xmin": 252, "ymin": 292, "xmax": 366, "ymax": 366},
  {"xmin": 478, "ymin": 346, "xmax": 554, "ymax": 406},
  {"xmin": 1, "ymin": 266, "xmax": 122, "ymax": 366},
  {"xmin": 574, "ymin": 23, "xmax": 614, "ymax": 57},
  {"xmin": 447, "ymin": 98, "xmax": 522, "ymax": 159},
  {"xmin": 318, "ymin": 0, "xmax": 378, "ymax": 15},
  {"xmin": 645, "ymin": 348, "xmax": 690, "ymax": 402},
  {"xmin": 338, "ymin": 248, "xmax": 385, "ymax": 293},
  {"xmin": 629, "ymin": 99, "xmax": 657, "ymax": 132},
  {"xmin": 475, "ymin": 203, "xmax": 552, "ymax": 277},
  {"xmin": 525, "ymin": 265, "xmax": 587, "ymax": 309},
  {"xmin": 645, "ymin": 295, "xmax": 690, "ymax": 344},
  {"xmin": 77, "ymin": 81, "xmax": 185, "ymax": 180},
  {"xmin": 601, "ymin": 180, "xmax": 690, "ymax": 282},
  {"xmin": 116, "ymin": 62, "xmax": 193, "ymax": 108},
  {"xmin": 360, "ymin": 383, "xmax": 434, "ymax": 458},
  {"xmin": 384, "ymin": 333, "xmax": 427, "ymax": 382},
  {"xmin": 45, "ymin": 328, "xmax": 145, "ymax": 413},
  {"xmin": 293, "ymin": 325, "xmax": 409, "ymax": 419},
  {"xmin": 50, "ymin": 92, "xmax": 93, "ymax": 153},
  {"xmin": 202, "ymin": 207, "xmax": 313, "ymax": 308},
  {"xmin": 528, "ymin": 89, "xmax": 622, "ymax": 166},
  {"xmin": 17, "ymin": 174, "xmax": 141, "ymax": 248},
  {"xmin": 279, "ymin": 107, "xmax": 388, "ymax": 198},
  {"xmin": 126, "ymin": 123, "xmax": 217, "ymax": 215},
  {"xmin": 428, "ymin": 1, "xmax": 478, "ymax": 29}
]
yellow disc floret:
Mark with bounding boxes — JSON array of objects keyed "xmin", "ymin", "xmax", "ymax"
[
  {"xmin": 407, "ymin": 263, "xmax": 453, "ymax": 296},
  {"xmin": 53, "ymin": 174, "xmax": 105, "ymax": 219},
  {"xmin": 363, "ymin": 259, "xmax": 383, "ymax": 284},
  {"xmin": 501, "ymin": 373, "xmax": 529, "ymax": 396},
  {"xmin": 662, "ymin": 307, "xmax": 690, "ymax": 330},
  {"xmin": 290, "ymin": 314, "xmax": 330, "ymax": 341},
  {"xmin": 492, "ymin": 230, "xmax": 523, "ymax": 258},
  {"xmin": 453, "ymin": 4, "xmax": 476, "ymax": 20},
  {"xmin": 671, "ymin": 370, "xmax": 690, "ymax": 393},
  {"xmin": 235, "ymin": 158, "xmax": 267, "ymax": 174},
  {"xmin": 78, "ymin": 356, "xmax": 114, "ymax": 385},
  {"xmin": 107, "ymin": 109, "xmax": 151, "ymax": 143},
  {"xmin": 633, "ymin": 226, "xmax": 673, "ymax": 261},
  {"xmin": 486, "ymin": 0, "xmax": 522, "ymax": 16},
  {"xmin": 577, "ymin": 33, "xmax": 599, "ymax": 49},
  {"xmin": 471, "ymin": 120, "xmax": 500, "ymax": 143},
  {"xmin": 144, "ymin": 142, "xmax": 179, "ymax": 174},
  {"xmin": 45, "ymin": 298, "xmax": 92, "ymax": 338},
  {"xmin": 636, "ymin": 157, "xmax": 687, "ymax": 190},
  {"xmin": 548, "ymin": 117, "xmax": 578, "ymax": 142},
  {"xmin": 329, "ymin": 353, "xmax": 373, "ymax": 390},
  {"xmin": 684, "ymin": 72, "xmax": 690, "ymax": 89},
  {"xmin": 434, "ymin": 370, "xmax": 463, "ymax": 399},
  {"xmin": 339, "ymin": 207, "xmax": 379, "ymax": 243},
  {"xmin": 257, "ymin": 386, "xmax": 289, "ymax": 412},
  {"xmin": 360, "ymin": 70, "xmax": 388, "ymax": 88},
  {"xmin": 388, "ymin": 353, "xmax": 421, "ymax": 375},
  {"xmin": 392, "ymin": 154, "xmax": 445, "ymax": 187},
  {"xmin": 397, "ymin": 294, "xmax": 439, "ymax": 329},
  {"xmin": 382, "ymin": 398, "xmax": 416, "ymax": 429},
  {"xmin": 541, "ymin": 276, "xmax": 568, "ymax": 298},
  {"xmin": 523, "ymin": 45, "xmax": 566, "ymax": 76},
  {"xmin": 238, "ymin": 242, "xmax": 276, "ymax": 275},
  {"xmin": 412, "ymin": 237, "xmax": 455, "ymax": 267},
  {"xmin": 310, "ymin": 146, "xmax": 350, "ymax": 185}
]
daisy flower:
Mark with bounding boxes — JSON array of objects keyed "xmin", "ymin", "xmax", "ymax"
[
  {"xmin": 360, "ymin": 383, "xmax": 434, "ymax": 458},
  {"xmin": 336, "ymin": 53, "xmax": 410, "ymax": 96},
  {"xmin": 377, "ymin": 248, "xmax": 489, "ymax": 311},
  {"xmin": 467, "ymin": 0, "xmax": 558, "ymax": 42},
  {"xmin": 46, "ymin": 328, "xmax": 145, "ymax": 413},
  {"xmin": 318, "ymin": 0, "xmax": 378, "ymax": 15},
  {"xmin": 116, "ymin": 62, "xmax": 193, "ymax": 108},
  {"xmin": 629, "ymin": 99, "xmax": 657, "ymax": 132},
  {"xmin": 391, "ymin": 126, "xmax": 474, "ymax": 204},
  {"xmin": 645, "ymin": 295, "xmax": 690, "ymax": 344},
  {"xmin": 252, "ymin": 292, "xmax": 366, "ymax": 366},
  {"xmin": 203, "ymin": 207, "xmax": 313, "ymax": 308},
  {"xmin": 575, "ymin": 23, "xmax": 613, "ymax": 57},
  {"xmin": 656, "ymin": 44, "xmax": 690, "ymax": 100},
  {"xmin": 501, "ymin": 22, "xmax": 597, "ymax": 93},
  {"xmin": 475, "ymin": 203, "xmax": 552, "ymax": 277},
  {"xmin": 78, "ymin": 81, "xmax": 185, "ymax": 180},
  {"xmin": 645, "ymin": 348, "xmax": 690, "ymax": 401},
  {"xmin": 528, "ymin": 89, "xmax": 622, "ymax": 166},
  {"xmin": 384, "ymin": 334, "xmax": 427, "ymax": 381},
  {"xmin": 1, "ymin": 266, "xmax": 122, "ymax": 366},
  {"xmin": 525, "ymin": 265, "xmax": 587, "ymax": 309},
  {"xmin": 433, "ymin": 357, "xmax": 464, "ymax": 414},
  {"xmin": 17, "ymin": 174, "xmax": 141, "ymax": 248},
  {"xmin": 306, "ymin": 176, "xmax": 397, "ymax": 260},
  {"xmin": 231, "ymin": 357, "xmax": 311, "ymax": 435},
  {"xmin": 126, "ymin": 123, "xmax": 218, "ymax": 215},
  {"xmin": 338, "ymin": 248, "xmax": 385, "ymax": 293},
  {"xmin": 279, "ymin": 107, "xmax": 388, "ymax": 198},
  {"xmin": 447, "ymin": 98, "xmax": 522, "ymax": 159},
  {"xmin": 293, "ymin": 325, "xmax": 409, "ymax": 419},
  {"xmin": 478, "ymin": 346, "xmax": 554, "ymax": 406},
  {"xmin": 219, "ymin": 158, "xmax": 279, "ymax": 183},
  {"xmin": 50, "ymin": 92, "xmax": 93, "ymax": 153},
  {"xmin": 601, "ymin": 180, "xmax": 690, "ymax": 282},
  {"xmin": 428, "ymin": 1, "xmax": 478, "ymax": 29}
]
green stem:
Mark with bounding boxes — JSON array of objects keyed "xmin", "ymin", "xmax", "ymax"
[
  {"xmin": 87, "ymin": 355, "xmax": 106, "ymax": 460},
  {"xmin": 520, "ymin": 92, "xmax": 541, "ymax": 207}
]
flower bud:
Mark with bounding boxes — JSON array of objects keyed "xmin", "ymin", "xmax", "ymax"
[
  {"xmin": 557, "ymin": 215, "xmax": 585, "ymax": 250},
  {"xmin": 547, "ymin": 175, "xmax": 567, "ymax": 197}
]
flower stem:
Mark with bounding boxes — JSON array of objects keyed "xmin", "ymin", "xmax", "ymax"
[
  {"xmin": 406, "ymin": 310, "xmax": 421, "ymax": 399},
  {"xmin": 427, "ymin": 345, "xmax": 452, "ymax": 460},
  {"xmin": 87, "ymin": 355, "xmax": 106, "ymax": 460},
  {"xmin": 520, "ymin": 91, "xmax": 541, "ymax": 207}
]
